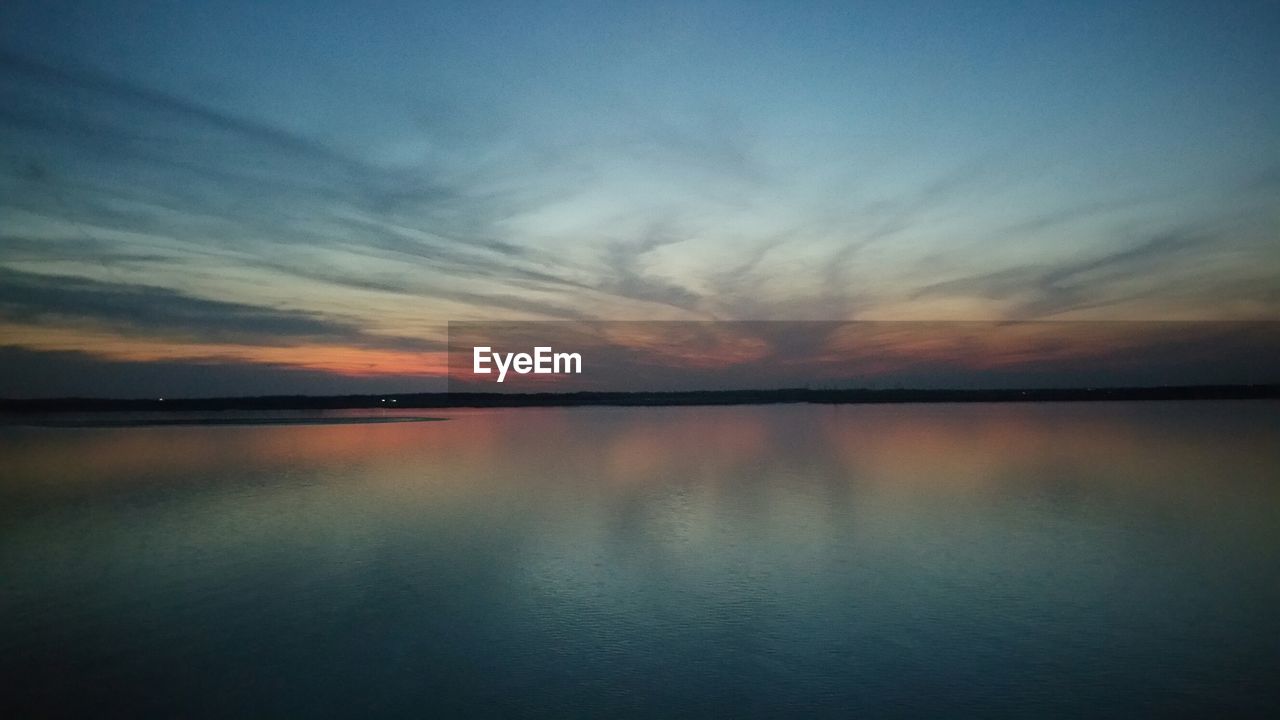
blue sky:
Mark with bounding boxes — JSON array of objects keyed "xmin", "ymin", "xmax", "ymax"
[{"xmin": 0, "ymin": 1, "xmax": 1277, "ymax": 395}]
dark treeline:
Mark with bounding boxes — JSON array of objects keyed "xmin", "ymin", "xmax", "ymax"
[{"xmin": 2, "ymin": 385, "xmax": 1277, "ymax": 413}]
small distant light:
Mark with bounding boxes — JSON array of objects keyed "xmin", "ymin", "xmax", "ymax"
[
  {"xmin": 158, "ymin": 397, "xmax": 165, "ymax": 402},
  {"xmin": 380, "ymin": 398, "xmax": 386, "ymax": 402}
]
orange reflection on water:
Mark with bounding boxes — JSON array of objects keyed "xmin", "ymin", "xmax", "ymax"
[
  {"xmin": 600, "ymin": 408, "xmax": 770, "ymax": 484},
  {"xmin": 4, "ymin": 403, "xmax": 1277, "ymax": 523}
]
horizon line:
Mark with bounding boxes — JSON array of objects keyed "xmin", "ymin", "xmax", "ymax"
[{"xmin": 4, "ymin": 384, "xmax": 1278, "ymax": 413}]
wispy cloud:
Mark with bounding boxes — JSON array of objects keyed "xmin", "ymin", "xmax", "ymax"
[
  {"xmin": 0, "ymin": 266, "xmax": 439, "ymax": 351},
  {"xmin": 911, "ymin": 227, "xmax": 1232, "ymax": 318}
]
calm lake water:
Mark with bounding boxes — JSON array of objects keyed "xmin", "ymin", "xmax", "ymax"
[{"xmin": 3, "ymin": 402, "xmax": 1279, "ymax": 717}]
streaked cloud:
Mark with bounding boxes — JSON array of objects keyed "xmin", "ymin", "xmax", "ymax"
[{"xmin": 0, "ymin": 0, "xmax": 1277, "ymax": 395}]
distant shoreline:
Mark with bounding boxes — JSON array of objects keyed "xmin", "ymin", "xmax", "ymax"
[
  {"xmin": 2, "ymin": 385, "xmax": 1277, "ymax": 413},
  {"xmin": 8, "ymin": 416, "xmax": 448, "ymax": 428}
]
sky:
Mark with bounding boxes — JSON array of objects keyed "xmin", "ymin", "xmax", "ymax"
[{"xmin": 0, "ymin": 0, "xmax": 1277, "ymax": 396}]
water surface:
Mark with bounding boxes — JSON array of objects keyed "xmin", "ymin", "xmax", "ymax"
[{"xmin": 3, "ymin": 402, "xmax": 1278, "ymax": 717}]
